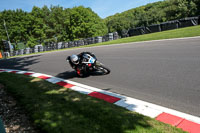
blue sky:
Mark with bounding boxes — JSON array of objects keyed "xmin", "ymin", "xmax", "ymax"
[{"xmin": 0, "ymin": 0, "xmax": 163, "ymax": 18}]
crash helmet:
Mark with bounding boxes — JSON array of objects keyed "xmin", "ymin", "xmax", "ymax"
[{"xmin": 70, "ymin": 54, "xmax": 79, "ymax": 64}]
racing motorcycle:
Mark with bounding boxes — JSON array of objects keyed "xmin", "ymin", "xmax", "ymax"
[{"xmin": 68, "ymin": 53, "xmax": 110, "ymax": 77}]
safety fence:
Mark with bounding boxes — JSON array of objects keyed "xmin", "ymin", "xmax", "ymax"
[
  {"xmin": 125, "ymin": 16, "xmax": 199, "ymax": 37},
  {"xmin": 1, "ymin": 16, "xmax": 200, "ymax": 58},
  {"xmin": 2, "ymin": 32, "xmax": 119, "ymax": 57}
]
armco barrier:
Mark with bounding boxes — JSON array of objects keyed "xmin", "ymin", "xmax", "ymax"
[
  {"xmin": 160, "ymin": 20, "xmax": 179, "ymax": 31},
  {"xmin": 128, "ymin": 27, "xmax": 147, "ymax": 37},
  {"xmin": 179, "ymin": 17, "xmax": 198, "ymax": 28},
  {"xmin": 127, "ymin": 16, "xmax": 199, "ymax": 37},
  {"xmin": 146, "ymin": 24, "xmax": 161, "ymax": 33},
  {"xmin": 121, "ymin": 29, "xmax": 129, "ymax": 38}
]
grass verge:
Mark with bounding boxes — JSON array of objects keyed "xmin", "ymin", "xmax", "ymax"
[
  {"xmin": 5, "ymin": 25, "xmax": 200, "ymax": 59},
  {"xmin": 89, "ymin": 25, "xmax": 200, "ymax": 46},
  {"xmin": 0, "ymin": 72, "xmax": 186, "ymax": 133}
]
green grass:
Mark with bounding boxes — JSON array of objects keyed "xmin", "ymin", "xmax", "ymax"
[
  {"xmin": 0, "ymin": 72, "xmax": 186, "ymax": 133},
  {"xmin": 84, "ymin": 25, "xmax": 200, "ymax": 47},
  {"xmin": 4, "ymin": 25, "xmax": 200, "ymax": 59}
]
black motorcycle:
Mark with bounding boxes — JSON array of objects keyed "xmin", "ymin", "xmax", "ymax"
[{"xmin": 68, "ymin": 53, "xmax": 110, "ymax": 77}]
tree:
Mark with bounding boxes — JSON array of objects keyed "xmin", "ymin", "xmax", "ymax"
[
  {"xmin": 105, "ymin": 0, "xmax": 199, "ymax": 34},
  {"xmin": 65, "ymin": 6, "xmax": 107, "ymax": 41},
  {"xmin": 30, "ymin": 6, "xmax": 47, "ymax": 44}
]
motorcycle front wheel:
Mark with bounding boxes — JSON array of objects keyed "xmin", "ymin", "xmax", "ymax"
[{"xmin": 95, "ymin": 61, "xmax": 111, "ymax": 75}]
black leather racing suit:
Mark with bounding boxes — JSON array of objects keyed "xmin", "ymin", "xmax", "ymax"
[{"xmin": 67, "ymin": 52, "xmax": 96, "ymax": 75}]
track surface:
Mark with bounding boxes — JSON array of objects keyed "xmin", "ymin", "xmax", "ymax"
[{"xmin": 1, "ymin": 37, "xmax": 200, "ymax": 117}]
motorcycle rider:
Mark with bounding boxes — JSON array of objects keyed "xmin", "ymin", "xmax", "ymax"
[{"xmin": 67, "ymin": 52, "xmax": 96, "ymax": 76}]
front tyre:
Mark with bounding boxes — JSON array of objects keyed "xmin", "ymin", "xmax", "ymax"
[{"xmin": 97, "ymin": 65, "xmax": 110, "ymax": 75}]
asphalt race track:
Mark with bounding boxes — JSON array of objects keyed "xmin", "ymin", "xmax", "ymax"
[{"xmin": 1, "ymin": 37, "xmax": 200, "ymax": 117}]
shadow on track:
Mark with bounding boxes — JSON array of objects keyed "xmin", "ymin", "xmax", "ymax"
[
  {"xmin": 56, "ymin": 70, "xmax": 108, "ymax": 80},
  {"xmin": 0, "ymin": 55, "xmax": 41, "ymax": 71},
  {"xmin": 56, "ymin": 71, "xmax": 78, "ymax": 79}
]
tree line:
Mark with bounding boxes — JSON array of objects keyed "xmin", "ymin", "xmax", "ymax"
[
  {"xmin": 0, "ymin": 6, "xmax": 108, "ymax": 48},
  {"xmin": 0, "ymin": 0, "xmax": 199, "ymax": 49},
  {"xmin": 105, "ymin": 0, "xmax": 200, "ymax": 35}
]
